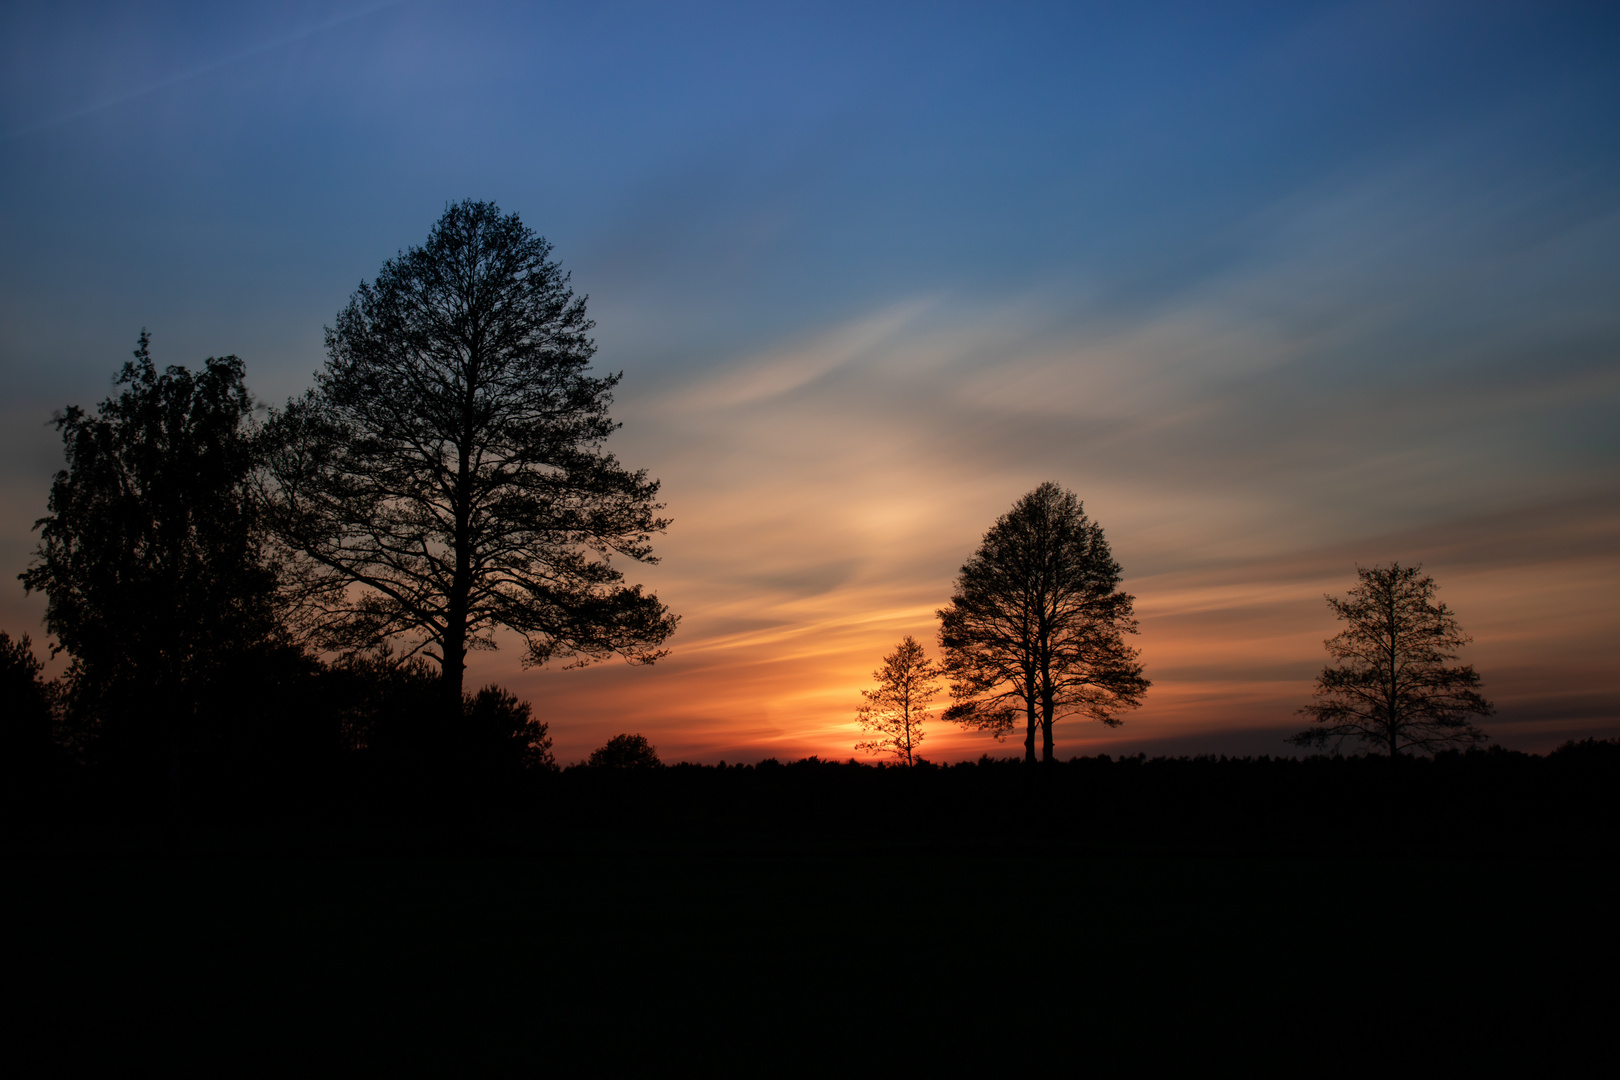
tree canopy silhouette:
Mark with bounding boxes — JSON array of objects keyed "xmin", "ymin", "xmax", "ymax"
[
  {"xmin": 855, "ymin": 636, "xmax": 940, "ymax": 766},
  {"xmin": 465, "ymin": 684, "xmax": 555, "ymax": 774},
  {"xmin": 1291, "ymin": 563, "xmax": 1492, "ymax": 757},
  {"xmin": 588, "ymin": 733, "xmax": 661, "ymax": 769},
  {"xmin": 938, "ymin": 482, "xmax": 1148, "ymax": 763},
  {"xmin": 1, "ymin": 632, "xmax": 56, "ymax": 776},
  {"xmin": 261, "ymin": 200, "xmax": 677, "ymax": 711},
  {"xmin": 19, "ymin": 334, "xmax": 287, "ymax": 775}
]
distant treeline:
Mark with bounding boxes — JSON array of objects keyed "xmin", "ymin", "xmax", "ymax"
[
  {"xmin": 6, "ymin": 689, "xmax": 1617, "ymax": 849},
  {"xmin": 517, "ymin": 742, "xmax": 1620, "ymax": 850}
]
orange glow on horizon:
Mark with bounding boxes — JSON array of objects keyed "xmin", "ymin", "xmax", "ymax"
[{"xmin": 461, "ymin": 305, "xmax": 1620, "ymax": 765}]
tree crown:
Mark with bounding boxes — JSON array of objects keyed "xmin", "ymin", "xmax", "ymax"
[
  {"xmin": 855, "ymin": 635, "xmax": 941, "ymax": 766},
  {"xmin": 22, "ymin": 333, "xmax": 279, "ymax": 677},
  {"xmin": 1292, "ymin": 562, "xmax": 1492, "ymax": 756},
  {"xmin": 588, "ymin": 732, "xmax": 662, "ymax": 769},
  {"xmin": 261, "ymin": 200, "xmax": 676, "ymax": 687},
  {"xmin": 938, "ymin": 482, "xmax": 1147, "ymax": 747}
]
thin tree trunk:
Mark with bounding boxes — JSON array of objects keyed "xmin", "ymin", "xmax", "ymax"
[
  {"xmin": 1024, "ymin": 699, "xmax": 1038, "ymax": 764},
  {"xmin": 1387, "ymin": 692, "xmax": 1398, "ymax": 761},
  {"xmin": 445, "ymin": 434, "xmax": 473, "ymax": 720},
  {"xmin": 1041, "ymin": 684, "xmax": 1055, "ymax": 763}
]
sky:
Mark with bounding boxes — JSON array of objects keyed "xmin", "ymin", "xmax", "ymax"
[{"xmin": 2, "ymin": 0, "xmax": 1617, "ymax": 764}]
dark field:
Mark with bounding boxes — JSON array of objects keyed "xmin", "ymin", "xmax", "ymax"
[
  {"xmin": 6, "ymin": 750, "xmax": 1619, "ymax": 1068},
  {"xmin": 6, "ymin": 837, "xmax": 1616, "ymax": 1069}
]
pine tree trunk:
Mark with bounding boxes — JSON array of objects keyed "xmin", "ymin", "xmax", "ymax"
[
  {"xmin": 441, "ymin": 614, "xmax": 466, "ymax": 711},
  {"xmin": 1024, "ymin": 700, "xmax": 1038, "ymax": 764},
  {"xmin": 445, "ymin": 443, "xmax": 472, "ymax": 723},
  {"xmin": 441, "ymin": 570, "xmax": 468, "ymax": 743}
]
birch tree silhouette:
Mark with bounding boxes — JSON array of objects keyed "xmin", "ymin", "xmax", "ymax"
[{"xmin": 21, "ymin": 334, "xmax": 286, "ymax": 775}]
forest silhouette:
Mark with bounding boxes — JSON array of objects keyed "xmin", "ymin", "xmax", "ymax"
[{"xmin": 4, "ymin": 203, "xmax": 1616, "ymax": 1069}]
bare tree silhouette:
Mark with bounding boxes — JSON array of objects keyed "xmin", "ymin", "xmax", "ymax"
[
  {"xmin": 939, "ymin": 482, "xmax": 1148, "ymax": 763},
  {"xmin": 855, "ymin": 636, "xmax": 940, "ymax": 766},
  {"xmin": 1291, "ymin": 563, "xmax": 1492, "ymax": 757},
  {"xmin": 260, "ymin": 201, "xmax": 677, "ymax": 716}
]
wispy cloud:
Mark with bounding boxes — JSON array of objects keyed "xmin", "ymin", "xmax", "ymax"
[
  {"xmin": 4, "ymin": 1, "xmax": 1616, "ymax": 765},
  {"xmin": 3, "ymin": 1, "xmax": 404, "ymax": 140},
  {"xmin": 665, "ymin": 301, "xmax": 931, "ymax": 410},
  {"xmin": 486, "ymin": 266, "xmax": 1620, "ymax": 762}
]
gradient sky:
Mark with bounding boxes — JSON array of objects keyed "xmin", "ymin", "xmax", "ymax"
[{"xmin": 3, "ymin": 1, "xmax": 1617, "ymax": 763}]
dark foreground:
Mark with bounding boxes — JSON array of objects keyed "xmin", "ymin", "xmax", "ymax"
[{"xmin": 5, "ymin": 748, "xmax": 1618, "ymax": 1068}]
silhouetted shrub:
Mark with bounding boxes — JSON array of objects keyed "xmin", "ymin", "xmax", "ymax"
[
  {"xmin": 589, "ymin": 733, "xmax": 661, "ymax": 769},
  {"xmin": 321, "ymin": 651, "xmax": 442, "ymax": 760},
  {"xmin": 1550, "ymin": 737, "xmax": 1620, "ymax": 764},
  {"xmin": 1, "ymin": 631, "xmax": 56, "ymax": 775},
  {"xmin": 465, "ymin": 685, "xmax": 555, "ymax": 773}
]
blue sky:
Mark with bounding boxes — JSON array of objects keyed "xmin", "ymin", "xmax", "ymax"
[{"xmin": 3, "ymin": 1, "xmax": 1617, "ymax": 760}]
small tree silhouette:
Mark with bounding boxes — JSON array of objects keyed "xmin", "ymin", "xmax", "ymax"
[
  {"xmin": 1291, "ymin": 563, "xmax": 1492, "ymax": 757},
  {"xmin": 588, "ymin": 733, "xmax": 661, "ymax": 768},
  {"xmin": 855, "ymin": 636, "xmax": 940, "ymax": 766}
]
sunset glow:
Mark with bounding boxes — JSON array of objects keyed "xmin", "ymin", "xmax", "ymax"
[
  {"xmin": 3, "ymin": 2, "xmax": 1616, "ymax": 764},
  {"xmin": 486, "ymin": 303, "xmax": 1620, "ymax": 763}
]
